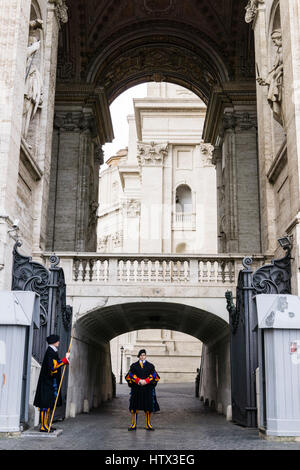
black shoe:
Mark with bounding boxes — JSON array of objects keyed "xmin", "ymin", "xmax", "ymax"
[
  {"xmin": 145, "ymin": 427, "xmax": 155, "ymax": 431},
  {"xmin": 40, "ymin": 428, "xmax": 54, "ymax": 433},
  {"xmin": 128, "ymin": 426, "xmax": 137, "ymax": 431}
]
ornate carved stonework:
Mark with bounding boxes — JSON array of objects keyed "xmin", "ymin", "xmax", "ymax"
[
  {"xmin": 123, "ymin": 199, "xmax": 141, "ymax": 218},
  {"xmin": 112, "ymin": 231, "xmax": 123, "ymax": 248},
  {"xmin": 142, "ymin": 0, "xmax": 175, "ymax": 16},
  {"xmin": 137, "ymin": 141, "xmax": 168, "ymax": 166},
  {"xmin": 257, "ymin": 29, "xmax": 284, "ymax": 126},
  {"xmin": 222, "ymin": 111, "xmax": 257, "ymax": 133},
  {"xmin": 95, "ymin": 145, "xmax": 104, "ymax": 165},
  {"xmin": 22, "ymin": 19, "xmax": 44, "ymax": 141},
  {"xmin": 54, "ymin": 111, "xmax": 94, "ymax": 132},
  {"xmin": 200, "ymin": 142, "xmax": 214, "ymax": 167},
  {"xmin": 245, "ymin": 0, "xmax": 264, "ymax": 24},
  {"xmin": 49, "ymin": 0, "xmax": 68, "ymax": 25},
  {"xmin": 98, "ymin": 235, "xmax": 108, "ymax": 252}
]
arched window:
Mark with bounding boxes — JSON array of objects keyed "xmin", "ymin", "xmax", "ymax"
[
  {"xmin": 175, "ymin": 184, "xmax": 192, "ymax": 214},
  {"xmin": 174, "ymin": 184, "xmax": 194, "ymax": 229}
]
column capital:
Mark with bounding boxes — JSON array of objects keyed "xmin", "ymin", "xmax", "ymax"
[
  {"xmin": 54, "ymin": 110, "xmax": 95, "ymax": 133},
  {"xmin": 137, "ymin": 142, "xmax": 168, "ymax": 166},
  {"xmin": 203, "ymin": 82, "xmax": 257, "ymax": 145}
]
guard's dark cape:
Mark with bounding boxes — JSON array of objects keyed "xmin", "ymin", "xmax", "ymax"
[
  {"xmin": 125, "ymin": 360, "xmax": 160, "ymax": 413},
  {"xmin": 33, "ymin": 346, "xmax": 64, "ymax": 409}
]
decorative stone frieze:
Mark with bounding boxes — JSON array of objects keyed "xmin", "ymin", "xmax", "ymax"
[
  {"xmin": 245, "ymin": 0, "xmax": 264, "ymax": 24},
  {"xmin": 137, "ymin": 141, "xmax": 168, "ymax": 166}
]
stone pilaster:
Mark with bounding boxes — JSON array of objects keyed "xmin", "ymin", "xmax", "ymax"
[
  {"xmin": 137, "ymin": 142, "xmax": 168, "ymax": 253},
  {"xmin": 0, "ymin": 0, "xmax": 31, "ymax": 289},
  {"xmin": 203, "ymin": 85, "xmax": 262, "ymax": 254},
  {"xmin": 47, "ymin": 109, "xmax": 99, "ymax": 252}
]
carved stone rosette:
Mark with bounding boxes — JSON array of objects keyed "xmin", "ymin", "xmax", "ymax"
[{"xmin": 137, "ymin": 141, "xmax": 168, "ymax": 166}]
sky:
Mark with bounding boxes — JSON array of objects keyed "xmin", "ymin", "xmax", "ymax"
[{"xmin": 102, "ymin": 83, "xmax": 148, "ymax": 163}]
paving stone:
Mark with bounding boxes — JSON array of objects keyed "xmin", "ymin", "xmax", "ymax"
[{"xmin": 0, "ymin": 383, "xmax": 300, "ymax": 451}]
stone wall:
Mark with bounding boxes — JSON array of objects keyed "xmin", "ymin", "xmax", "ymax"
[
  {"xmin": 65, "ymin": 327, "xmax": 113, "ymax": 418},
  {"xmin": 199, "ymin": 333, "xmax": 231, "ymax": 419}
]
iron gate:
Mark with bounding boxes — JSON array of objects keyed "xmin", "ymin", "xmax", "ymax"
[
  {"xmin": 226, "ymin": 249, "xmax": 291, "ymax": 427},
  {"xmin": 12, "ymin": 241, "xmax": 73, "ymax": 422}
]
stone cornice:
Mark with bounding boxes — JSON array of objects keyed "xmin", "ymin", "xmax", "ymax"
[
  {"xmin": 54, "ymin": 84, "xmax": 114, "ymax": 145},
  {"xmin": 202, "ymin": 82, "xmax": 257, "ymax": 145}
]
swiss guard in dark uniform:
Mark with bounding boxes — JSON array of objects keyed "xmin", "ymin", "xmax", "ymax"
[
  {"xmin": 125, "ymin": 349, "xmax": 160, "ymax": 431},
  {"xmin": 33, "ymin": 334, "xmax": 70, "ymax": 432}
]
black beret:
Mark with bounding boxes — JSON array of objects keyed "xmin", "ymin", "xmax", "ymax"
[
  {"xmin": 137, "ymin": 349, "xmax": 146, "ymax": 357},
  {"xmin": 47, "ymin": 334, "xmax": 60, "ymax": 345}
]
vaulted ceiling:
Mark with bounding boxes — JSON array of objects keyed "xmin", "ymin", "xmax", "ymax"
[
  {"xmin": 75, "ymin": 301, "xmax": 229, "ymax": 345},
  {"xmin": 57, "ymin": 0, "xmax": 255, "ymax": 103}
]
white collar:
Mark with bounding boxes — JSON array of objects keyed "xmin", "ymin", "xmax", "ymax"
[{"xmin": 49, "ymin": 344, "xmax": 58, "ymax": 352}]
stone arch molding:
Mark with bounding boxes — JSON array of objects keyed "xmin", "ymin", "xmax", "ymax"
[
  {"xmin": 86, "ymin": 28, "xmax": 230, "ymax": 105},
  {"xmin": 73, "ymin": 300, "xmax": 229, "ymax": 345}
]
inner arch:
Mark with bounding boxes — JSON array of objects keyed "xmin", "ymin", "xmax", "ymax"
[{"xmin": 75, "ymin": 301, "xmax": 229, "ymax": 345}]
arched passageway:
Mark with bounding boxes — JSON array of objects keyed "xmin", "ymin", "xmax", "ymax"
[{"xmin": 66, "ymin": 302, "xmax": 230, "ymax": 421}]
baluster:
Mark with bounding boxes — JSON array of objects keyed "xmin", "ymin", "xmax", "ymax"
[
  {"xmin": 183, "ymin": 260, "xmax": 189, "ymax": 282},
  {"xmin": 156, "ymin": 260, "xmax": 163, "ymax": 282},
  {"xmin": 147, "ymin": 260, "xmax": 151, "ymax": 282},
  {"xmin": 77, "ymin": 259, "xmax": 84, "ymax": 282},
  {"xmin": 88, "ymin": 259, "xmax": 94, "ymax": 282},
  {"xmin": 74, "ymin": 259, "xmax": 80, "ymax": 281},
  {"xmin": 118, "ymin": 260, "xmax": 124, "ymax": 282},
  {"xmin": 134, "ymin": 260, "xmax": 141, "ymax": 283},
  {"xmin": 224, "ymin": 261, "xmax": 230, "ymax": 282},
  {"xmin": 217, "ymin": 261, "xmax": 223, "ymax": 283},
  {"xmin": 209, "ymin": 261, "xmax": 215, "ymax": 283},
  {"xmin": 126, "ymin": 260, "xmax": 131, "ymax": 282},
  {"xmin": 162, "ymin": 260, "xmax": 167, "ymax": 282},
  {"xmin": 198, "ymin": 260, "xmax": 203, "ymax": 283},
  {"xmin": 174, "ymin": 261, "xmax": 181, "ymax": 282},
  {"xmin": 151, "ymin": 260, "xmax": 156, "ymax": 282},
  {"xmin": 97, "ymin": 260, "xmax": 104, "ymax": 282},
  {"xmin": 103, "ymin": 259, "xmax": 109, "ymax": 282},
  {"xmin": 140, "ymin": 260, "xmax": 145, "ymax": 283},
  {"xmin": 202, "ymin": 260, "xmax": 208, "ymax": 283},
  {"xmin": 95, "ymin": 259, "xmax": 101, "ymax": 282}
]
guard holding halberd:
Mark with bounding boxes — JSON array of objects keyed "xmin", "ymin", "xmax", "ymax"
[{"xmin": 33, "ymin": 334, "xmax": 70, "ymax": 432}]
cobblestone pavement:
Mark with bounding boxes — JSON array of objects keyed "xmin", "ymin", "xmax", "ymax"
[{"xmin": 1, "ymin": 383, "xmax": 300, "ymax": 451}]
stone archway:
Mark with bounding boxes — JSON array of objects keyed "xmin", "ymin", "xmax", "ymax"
[
  {"xmin": 67, "ymin": 301, "xmax": 230, "ymax": 419},
  {"xmin": 47, "ymin": 0, "xmax": 260, "ymax": 256}
]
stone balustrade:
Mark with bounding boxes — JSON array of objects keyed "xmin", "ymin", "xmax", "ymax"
[{"xmin": 43, "ymin": 253, "xmax": 270, "ymax": 286}]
